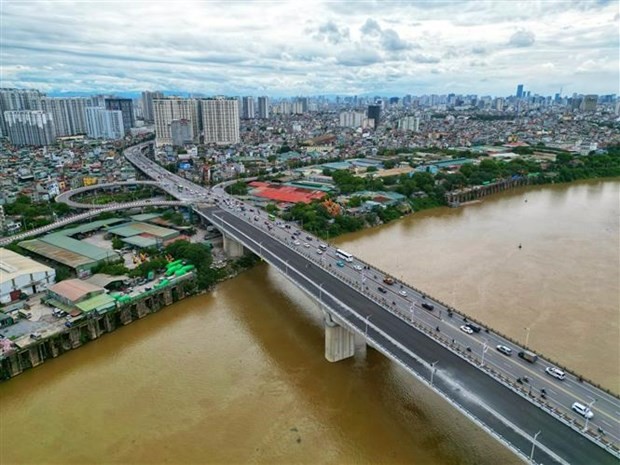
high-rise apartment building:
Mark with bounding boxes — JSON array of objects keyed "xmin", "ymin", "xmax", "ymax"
[
  {"xmin": 0, "ymin": 88, "xmax": 43, "ymax": 136},
  {"xmin": 201, "ymin": 98, "xmax": 240, "ymax": 145},
  {"xmin": 4, "ymin": 110, "xmax": 56, "ymax": 146},
  {"xmin": 153, "ymin": 97, "xmax": 200, "ymax": 146},
  {"xmin": 339, "ymin": 111, "xmax": 369, "ymax": 128},
  {"xmin": 581, "ymin": 95, "xmax": 598, "ymax": 112},
  {"xmin": 40, "ymin": 97, "xmax": 89, "ymax": 137},
  {"xmin": 367, "ymin": 105, "xmax": 381, "ymax": 127},
  {"xmin": 142, "ymin": 91, "xmax": 164, "ymax": 123},
  {"xmin": 241, "ymin": 96, "xmax": 255, "ymax": 119},
  {"xmin": 257, "ymin": 96, "xmax": 270, "ymax": 119},
  {"xmin": 85, "ymin": 107, "xmax": 124, "ymax": 140},
  {"xmin": 104, "ymin": 98, "xmax": 134, "ymax": 134},
  {"xmin": 398, "ymin": 116, "xmax": 420, "ymax": 132}
]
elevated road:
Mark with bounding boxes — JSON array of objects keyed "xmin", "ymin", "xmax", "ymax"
[
  {"xmin": 198, "ymin": 204, "xmax": 618, "ymax": 465},
  {"xmin": 55, "ymin": 180, "xmax": 162, "ymax": 209}
]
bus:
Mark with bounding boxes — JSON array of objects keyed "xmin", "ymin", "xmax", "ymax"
[
  {"xmin": 336, "ymin": 249, "xmax": 353, "ymax": 262},
  {"xmin": 268, "ymin": 214, "xmax": 276, "ymax": 221}
]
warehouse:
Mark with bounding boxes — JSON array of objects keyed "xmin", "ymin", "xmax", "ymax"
[{"xmin": 0, "ymin": 248, "xmax": 56, "ymax": 304}]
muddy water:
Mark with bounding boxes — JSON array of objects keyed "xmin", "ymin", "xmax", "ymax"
[{"xmin": 0, "ymin": 180, "xmax": 617, "ymax": 465}]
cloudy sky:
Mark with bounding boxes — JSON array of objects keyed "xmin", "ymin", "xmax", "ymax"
[{"xmin": 2, "ymin": 0, "xmax": 618, "ymax": 97}]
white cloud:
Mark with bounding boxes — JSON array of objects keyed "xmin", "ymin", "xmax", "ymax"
[{"xmin": 1, "ymin": 0, "xmax": 617, "ymax": 96}]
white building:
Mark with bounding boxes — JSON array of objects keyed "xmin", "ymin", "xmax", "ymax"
[
  {"xmin": 0, "ymin": 248, "xmax": 56, "ymax": 304},
  {"xmin": 398, "ymin": 116, "xmax": 420, "ymax": 132},
  {"xmin": 339, "ymin": 111, "xmax": 369, "ymax": 128},
  {"xmin": 85, "ymin": 107, "xmax": 125, "ymax": 140},
  {"xmin": 153, "ymin": 97, "xmax": 200, "ymax": 146},
  {"xmin": 4, "ymin": 110, "xmax": 56, "ymax": 146},
  {"xmin": 201, "ymin": 98, "xmax": 240, "ymax": 145},
  {"xmin": 41, "ymin": 97, "xmax": 89, "ymax": 136},
  {"xmin": 0, "ymin": 88, "xmax": 43, "ymax": 136}
]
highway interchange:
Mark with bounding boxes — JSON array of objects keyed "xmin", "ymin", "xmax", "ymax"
[{"xmin": 123, "ymin": 142, "xmax": 620, "ymax": 464}]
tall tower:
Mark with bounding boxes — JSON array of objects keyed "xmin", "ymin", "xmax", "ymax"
[
  {"xmin": 153, "ymin": 97, "xmax": 200, "ymax": 146},
  {"xmin": 257, "ymin": 96, "xmax": 270, "ymax": 119},
  {"xmin": 5, "ymin": 110, "xmax": 56, "ymax": 146},
  {"xmin": 200, "ymin": 98, "xmax": 240, "ymax": 145},
  {"xmin": 241, "ymin": 96, "xmax": 256, "ymax": 119},
  {"xmin": 104, "ymin": 98, "xmax": 134, "ymax": 134},
  {"xmin": 142, "ymin": 91, "xmax": 164, "ymax": 123},
  {"xmin": 516, "ymin": 84, "xmax": 524, "ymax": 98}
]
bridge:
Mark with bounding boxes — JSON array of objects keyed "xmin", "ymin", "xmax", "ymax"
[
  {"xmin": 122, "ymin": 142, "xmax": 619, "ymax": 465},
  {"xmin": 4, "ymin": 141, "xmax": 615, "ymax": 464}
]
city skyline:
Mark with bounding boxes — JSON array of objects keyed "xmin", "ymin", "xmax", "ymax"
[{"xmin": 2, "ymin": 1, "xmax": 618, "ymax": 97}]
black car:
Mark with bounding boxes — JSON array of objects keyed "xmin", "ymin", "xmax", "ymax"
[
  {"xmin": 466, "ymin": 323, "xmax": 482, "ymax": 333},
  {"xmin": 378, "ymin": 287, "xmax": 387, "ymax": 294},
  {"xmin": 421, "ymin": 302, "xmax": 434, "ymax": 311}
]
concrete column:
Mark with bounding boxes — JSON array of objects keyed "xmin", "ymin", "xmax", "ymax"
[
  {"xmin": 87, "ymin": 319, "xmax": 100, "ymax": 340},
  {"xmin": 49, "ymin": 339, "xmax": 60, "ymax": 358},
  {"xmin": 28, "ymin": 346, "xmax": 43, "ymax": 367},
  {"xmin": 163, "ymin": 289, "xmax": 173, "ymax": 306},
  {"xmin": 120, "ymin": 308, "xmax": 133, "ymax": 325},
  {"xmin": 136, "ymin": 301, "xmax": 149, "ymax": 318},
  {"xmin": 324, "ymin": 313, "xmax": 355, "ymax": 362},
  {"xmin": 7, "ymin": 354, "xmax": 22, "ymax": 377},
  {"xmin": 103, "ymin": 313, "xmax": 115, "ymax": 332},
  {"xmin": 69, "ymin": 328, "xmax": 81, "ymax": 348},
  {"xmin": 222, "ymin": 234, "xmax": 245, "ymax": 258}
]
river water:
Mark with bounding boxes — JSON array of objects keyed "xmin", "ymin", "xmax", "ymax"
[{"xmin": 1, "ymin": 180, "xmax": 618, "ymax": 465}]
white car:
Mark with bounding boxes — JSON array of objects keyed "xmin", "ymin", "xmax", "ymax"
[
  {"xmin": 354, "ymin": 265, "xmax": 363, "ymax": 271},
  {"xmin": 572, "ymin": 402, "xmax": 594, "ymax": 419},
  {"xmin": 460, "ymin": 325, "xmax": 474, "ymax": 334},
  {"xmin": 545, "ymin": 366, "xmax": 566, "ymax": 380},
  {"xmin": 399, "ymin": 290, "xmax": 407, "ymax": 296},
  {"xmin": 316, "ymin": 249, "xmax": 323, "ymax": 255},
  {"xmin": 496, "ymin": 345, "xmax": 512, "ymax": 356},
  {"xmin": 304, "ymin": 243, "xmax": 310, "ymax": 248},
  {"xmin": 293, "ymin": 240, "xmax": 301, "ymax": 246}
]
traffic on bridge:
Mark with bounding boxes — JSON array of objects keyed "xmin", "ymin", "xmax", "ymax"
[{"xmin": 124, "ymin": 142, "xmax": 619, "ymax": 465}]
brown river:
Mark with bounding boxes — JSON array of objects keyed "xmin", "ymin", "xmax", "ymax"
[{"xmin": 1, "ymin": 179, "xmax": 618, "ymax": 465}]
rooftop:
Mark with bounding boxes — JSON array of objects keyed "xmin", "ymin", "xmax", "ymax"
[
  {"xmin": 48, "ymin": 279, "xmax": 105, "ymax": 302},
  {"xmin": 0, "ymin": 248, "xmax": 54, "ymax": 283}
]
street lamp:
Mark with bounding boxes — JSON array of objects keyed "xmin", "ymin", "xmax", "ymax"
[
  {"xmin": 529, "ymin": 430, "xmax": 541, "ymax": 463},
  {"xmin": 430, "ymin": 361, "xmax": 439, "ymax": 386},
  {"xmin": 584, "ymin": 400, "xmax": 596, "ymax": 432},
  {"xmin": 481, "ymin": 340, "xmax": 489, "ymax": 366},
  {"xmin": 365, "ymin": 314, "xmax": 372, "ymax": 337},
  {"xmin": 524, "ymin": 327, "xmax": 531, "ymax": 347}
]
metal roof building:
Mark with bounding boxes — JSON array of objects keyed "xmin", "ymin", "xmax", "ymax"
[{"xmin": 0, "ymin": 248, "xmax": 56, "ymax": 304}]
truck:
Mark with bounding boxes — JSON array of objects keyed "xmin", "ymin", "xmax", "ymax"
[{"xmin": 518, "ymin": 350, "xmax": 538, "ymax": 363}]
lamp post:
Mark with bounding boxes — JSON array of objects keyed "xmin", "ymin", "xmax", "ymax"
[
  {"xmin": 430, "ymin": 361, "xmax": 439, "ymax": 387},
  {"xmin": 529, "ymin": 430, "xmax": 541, "ymax": 463},
  {"xmin": 481, "ymin": 340, "xmax": 489, "ymax": 366},
  {"xmin": 525, "ymin": 327, "xmax": 531, "ymax": 347},
  {"xmin": 584, "ymin": 400, "xmax": 596, "ymax": 432},
  {"xmin": 365, "ymin": 314, "xmax": 372, "ymax": 337}
]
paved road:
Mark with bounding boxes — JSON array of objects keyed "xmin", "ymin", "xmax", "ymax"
[{"xmin": 55, "ymin": 180, "xmax": 162, "ymax": 208}]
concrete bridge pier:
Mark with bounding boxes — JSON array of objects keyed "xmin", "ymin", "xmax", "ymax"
[
  {"xmin": 222, "ymin": 234, "xmax": 246, "ymax": 258},
  {"xmin": 324, "ymin": 312, "xmax": 355, "ymax": 362}
]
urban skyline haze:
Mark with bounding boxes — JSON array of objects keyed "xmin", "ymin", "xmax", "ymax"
[{"xmin": 2, "ymin": 0, "xmax": 619, "ymax": 97}]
